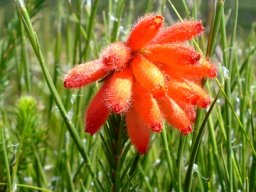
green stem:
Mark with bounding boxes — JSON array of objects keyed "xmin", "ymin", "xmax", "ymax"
[
  {"xmin": 220, "ymin": 4, "xmax": 233, "ymax": 190},
  {"xmin": 184, "ymin": 91, "xmax": 219, "ymax": 192},
  {"xmin": 66, "ymin": 160, "xmax": 75, "ymax": 192},
  {"xmin": 48, "ymin": 0, "xmax": 62, "ymax": 119},
  {"xmin": 215, "ymin": 78, "xmax": 256, "ymax": 156},
  {"xmin": 33, "ymin": 146, "xmax": 48, "ymax": 188},
  {"xmin": 15, "ymin": 1, "xmax": 103, "ymax": 190},
  {"xmin": 0, "ymin": 121, "xmax": 12, "ymax": 191},
  {"xmin": 181, "ymin": 0, "xmax": 190, "ymax": 16},
  {"xmin": 82, "ymin": 0, "xmax": 99, "ymax": 59},
  {"xmin": 177, "ymin": 135, "xmax": 186, "ymax": 192},
  {"xmin": 161, "ymin": 127, "xmax": 173, "ymax": 178},
  {"xmin": 112, "ymin": 117, "xmax": 126, "ymax": 192},
  {"xmin": 0, "ymin": 183, "xmax": 53, "ymax": 192},
  {"xmin": 206, "ymin": 0, "xmax": 224, "ymax": 57},
  {"xmin": 111, "ymin": 0, "xmax": 125, "ymax": 42},
  {"xmin": 18, "ymin": 12, "xmax": 31, "ymax": 93}
]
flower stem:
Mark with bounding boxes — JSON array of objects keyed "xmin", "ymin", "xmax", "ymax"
[{"xmin": 112, "ymin": 116, "xmax": 125, "ymax": 192}]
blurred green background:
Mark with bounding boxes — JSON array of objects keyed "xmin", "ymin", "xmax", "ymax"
[{"xmin": 1, "ymin": 0, "xmax": 256, "ymax": 32}]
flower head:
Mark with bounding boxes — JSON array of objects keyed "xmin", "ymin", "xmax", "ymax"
[{"xmin": 64, "ymin": 14, "xmax": 217, "ymax": 154}]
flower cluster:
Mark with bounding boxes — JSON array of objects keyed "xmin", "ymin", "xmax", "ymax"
[{"xmin": 64, "ymin": 14, "xmax": 217, "ymax": 154}]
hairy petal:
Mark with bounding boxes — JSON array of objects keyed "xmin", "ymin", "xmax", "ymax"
[
  {"xmin": 104, "ymin": 68, "xmax": 133, "ymax": 113},
  {"xmin": 167, "ymin": 78, "xmax": 211, "ymax": 108},
  {"xmin": 163, "ymin": 58, "xmax": 217, "ymax": 81},
  {"xmin": 151, "ymin": 20, "xmax": 204, "ymax": 44},
  {"xmin": 126, "ymin": 107, "xmax": 151, "ymax": 154},
  {"xmin": 85, "ymin": 82, "xmax": 110, "ymax": 134},
  {"xmin": 133, "ymin": 82, "xmax": 163, "ymax": 132},
  {"xmin": 174, "ymin": 100, "xmax": 196, "ymax": 123},
  {"xmin": 126, "ymin": 14, "xmax": 163, "ymax": 51},
  {"xmin": 101, "ymin": 42, "xmax": 131, "ymax": 71},
  {"xmin": 142, "ymin": 44, "xmax": 200, "ymax": 66},
  {"xmin": 131, "ymin": 54, "xmax": 165, "ymax": 98},
  {"xmin": 157, "ymin": 96, "xmax": 192, "ymax": 134},
  {"xmin": 64, "ymin": 60, "xmax": 107, "ymax": 88}
]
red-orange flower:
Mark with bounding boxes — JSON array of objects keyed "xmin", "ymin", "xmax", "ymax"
[{"xmin": 64, "ymin": 14, "xmax": 217, "ymax": 154}]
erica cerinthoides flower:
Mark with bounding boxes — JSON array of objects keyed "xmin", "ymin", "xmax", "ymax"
[{"xmin": 64, "ymin": 14, "xmax": 217, "ymax": 154}]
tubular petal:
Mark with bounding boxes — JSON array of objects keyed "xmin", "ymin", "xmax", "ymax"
[
  {"xmin": 184, "ymin": 80, "xmax": 211, "ymax": 108},
  {"xmin": 131, "ymin": 54, "xmax": 165, "ymax": 98},
  {"xmin": 164, "ymin": 59, "xmax": 217, "ymax": 80},
  {"xmin": 167, "ymin": 78, "xmax": 211, "ymax": 108},
  {"xmin": 104, "ymin": 68, "xmax": 133, "ymax": 113},
  {"xmin": 126, "ymin": 14, "xmax": 163, "ymax": 51},
  {"xmin": 157, "ymin": 97, "xmax": 192, "ymax": 134},
  {"xmin": 126, "ymin": 107, "xmax": 151, "ymax": 154},
  {"xmin": 101, "ymin": 42, "xmax": 131, "ymax": 71},
  {"xmin": 175, "ymin": 100, "xmax": 196, "ymax": 122},
  {"xmin": 85, "ymin": 83, "xmax": 110, "ymax": 134},
  {"xmin": 133, "ymin": 82, "xmax": 163, "ymax": 132},
  {"xmin": 142, "ymin": 44, "xmax": 200, "ymax": 66},
  {"xmin": 64, "ymin": 60, "xmax": 107, "ymax": 88},
  {"xmin": 151, "ymin": 20, "xmax": 204, "ymax": 44}
]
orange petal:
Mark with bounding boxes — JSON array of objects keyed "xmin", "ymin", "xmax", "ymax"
[
  {"xmin": 126, "ymin": 107, "xmax": 151, "ymax": 154},
  {"xmin": 64, "ymin": 60, "xmax": 107, "ymax": 88},
  {"xmin": 175, "ymin": 100, "xmax": 196, "ymax": 123},
  {"xmin": 151, "ymin": 20, "xmax": 204, "ymax": 44},
  {"xmin": 184, "ymin": 79, "xmax": 211, "ymax": 108},
  {"xmin": 126, "ymin": 14, "xmax": 163, "ymax": 51},
  {"xmin": 157, "ymin": 96, "xmax": 192, "ymax": 134},
  {"xmin": 164, "ymin": 58, "xmax": 217, "ymax": 81},
  {"xmin": 167, "ymin": 78, "xmax": 211, "ymax": 108},
  {"xmin": 104, "ymin": 68, "xmax": 133, "ymax": 113},
  {"xmin": 142, "ymin": 44, "xmax": 200, "ymax": 66},
  {"xmin": 101, "ymin": 42, "xmax": 131, "ymax": 71},
  {"xmin": 131, "ymin": 54, "xmax": 165, "ymax": 98},
  {"xmin": 133, "ymin": 82, "xmax": 163, "ymax": 132},
  {"xmin": 85, "ymin": 82, "xmax": 110, "ymax": 134}
]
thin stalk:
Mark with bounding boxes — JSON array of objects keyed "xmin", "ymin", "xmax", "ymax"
[
  {"xmin": 33, "ymin": 146, "xmax": 48, "ymax": 188},
  {"xmin": 177, "ymin": 135, "xmax": 186, "ymax": 192},
  {"xmin": 208, "ymin": 116, "xmax": 227, "ymax": 190},
  {"xmin": 18, "ymin": 12, "xmax": 31, "ymax": 92},
  {"xmin": 0, "ymin": 122, "xmax": 12, "ymax": 191},
  {"xmin": 15, "ymin": 1, "xmax": 103, "ymax": 191},
  {"xmin": 82, "ymin": 0, "xmax": 99, "ymax": 60},
  {"xmin": 66, "ymin": 160, "xmax": 75, "ymax": 192},
  {"xmin": 184, "ymin": 91, "xmax": 219, "ymax": 192},
  {"xmin": 215, "ymin": 78, "xmax": 256, "ymax": 156},
  {"xmin": 191, "ymin": 0, "xmax": 197, "ymax": 19},
  {"xmin": 0, "ymin": 183, "xmax": 52, "ymax": 192},
  {"xmin": 161, "ymin": 127, "xmax": 173, "ymax": 178},
  {"xmin": 111, "ymin": 0, "xmax": 125, "ymax": 42},
  {"xmin": 48, "ymin": 0, "xmax": 62, "ymax": 119},
  {"xmin": 206, "ymin": 0, "xmax": 224, "ymax": 57},
  {"xmin": 249, "ymin": 106, "xmax": 256, "ymax": 191},
  {"xmin": 14, "ymin": 38, "xmax": 22, "ymax": 94},
  {"xmin": 11, "ymin": 121, "xmax": 29, "ymax": 192},
  {"xmin": 112, "ymin": 123, "xmax": 124, "ymax": 192},
  {"xmin": 105, "ymin": 115, "xmax": 129, "ymax": 192},
  {"xmin": 138, "ymin": 163, "xmax": 153, "ymax": 192},
  {"xmin": 181, "ymin": 0, "xmax": 190, "ymax": 16},
  {"xmin": 220, "ymin": 4, "xmax": 233, "ymax": 191}
]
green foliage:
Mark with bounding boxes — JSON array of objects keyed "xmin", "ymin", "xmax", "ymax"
[{"xmin": 0, "ymin": 0, "xmax": 255, "ymax": 191}]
